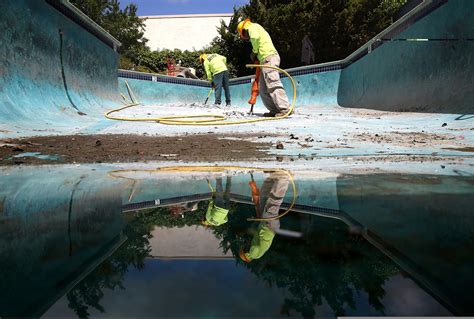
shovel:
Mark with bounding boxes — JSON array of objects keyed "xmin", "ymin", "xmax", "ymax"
[{"xmin": 204, "ymin": 87, "xmax": 213, "ymax": 105}]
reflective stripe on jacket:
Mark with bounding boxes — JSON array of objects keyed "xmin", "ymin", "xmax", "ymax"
[{"xmin": 203, "ymin": 54, "xmax": 228, "ymax": 82}]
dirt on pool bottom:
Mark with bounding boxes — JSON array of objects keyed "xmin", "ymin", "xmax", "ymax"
[{"xmin": 0, "ymin": 134, "xmax": 275, "ymax": 165}]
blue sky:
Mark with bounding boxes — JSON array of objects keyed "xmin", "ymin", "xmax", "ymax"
[{"xmin": 120, "ymin": 0, "xmax": 249, "ymax": 16}]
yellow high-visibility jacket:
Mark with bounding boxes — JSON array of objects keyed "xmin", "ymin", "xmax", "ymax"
[
  {"xmin": 203, "ymin": 54, "xmax": 228, "ymax": 82},
  {"xmin": 244, "ymin": 224, "xmax": 275, "ymax": 261},
  {"xmin": 247, "ymin": 23, "xmax": 278, "ymax": 62},
  {"xmin": 204, "ymin": 198, "xmax": 229, "ymax": 226}
]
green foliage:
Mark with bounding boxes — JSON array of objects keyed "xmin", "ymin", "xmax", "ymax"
[
  {"xmin": 69, "ymin": 0, "xmax": 148, "ymax": 55},
  {"xmin": 66, "ymin": 204, "xmax": 207, "ymax": 317},
  {"xmin": 72, "ymin": 0, "xmax": 406, "ymax": 77},
  {"xmin": 208, "ymin": 0, "xmax": 407, "ymax": 76},
  {"xmin": 124, "ymin": 48, "xmax": 210, "ymax": 78},
  {"xmin": 213, "ymin": 204, "xmax": 399, "ymax": 316},
  {"xmin": 65, "ymin": 200, "xmax": 398, "ymax": 317},
  {"xmin": 206, "ymin": 12, "xmax": 252, "ymax": 77}
]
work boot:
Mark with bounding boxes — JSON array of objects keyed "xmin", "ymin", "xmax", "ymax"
[
  {"xmin": 275, "ymin": 109, "xmax": 293, "ymax": 117},
  {"xmin": 263, "ymin": 112, "xmax": 277, "ymax": 117}
]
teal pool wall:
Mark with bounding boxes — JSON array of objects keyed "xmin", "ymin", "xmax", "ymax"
[
  {"xmin": 337, "ymin": 0, "xmax": 474, "ymax": 113},
  {"xmin": 0, "ymin": 0, "xmax": 121, "ymax": 131},
  {"xmin": 0, "ymin": 165, "xmax": 339, "ymax": 221},
  {"xmin": 0, "ymin": 0, "xmax": 472, "ymax": 138},
  {"xmin": 0, "ymin": 166, "xmax": 125, "ymax": 316},
  {"xmin": 337, "ymin": 173, "xmax": 474, "ymax": 314},
  {"xmin": 119, "ymin": 78, "xmax": 210, "ymax": 105},
  {"xmin": 119, "ymin": 68, "xmax": 341, "ymax": 108},
  {"xmin": 228, "ymin": 70, "xmax": 341, "ymax": 107}
]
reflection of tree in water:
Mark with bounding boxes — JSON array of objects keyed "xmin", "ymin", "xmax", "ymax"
[
  {"xmin": 66, "ymin": 201, "xmax": 397, "ymax": 318},
  {"xmin": 66, "ymin": 202, "xmax": 207, "ymax": 318},
  {"xmin": 212, "ymin": 203, "xmax": 399, "ymax": 317}
]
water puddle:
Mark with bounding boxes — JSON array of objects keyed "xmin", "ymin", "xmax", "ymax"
[
  {"xmin": 0, "ymin": 165, "xmax": 473, "ymax": 317},
  {"xmin": 10, "ymin": 151, "xmax": 60, "ymax": 161}
]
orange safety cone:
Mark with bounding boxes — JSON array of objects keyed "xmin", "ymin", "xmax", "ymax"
[{"xmin": 248, "ymin": 61, "xmax": 260, "ymax": 114}]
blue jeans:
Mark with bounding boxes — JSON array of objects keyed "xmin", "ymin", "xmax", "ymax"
[{"xmin": 213, "ymin": 70, "xmax": 231, "ymax": 105}]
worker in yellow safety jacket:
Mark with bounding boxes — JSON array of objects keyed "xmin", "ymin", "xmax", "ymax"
[
  {"xmin": 239, "ymin": 172, "xmax": 290, "ymax": 262},
  {"xmin": 199, "ymin": 53, "xmax": 231, "ymax": 106},
  {"xmin": 237, "ymin": 19, "xmax": 291, "ymax": 117},
  {"xmin": 202, "ymin": 177, "xmax": 232, "ymax": 226}
]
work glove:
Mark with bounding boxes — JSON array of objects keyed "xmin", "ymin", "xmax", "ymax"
[
  {"xmin": 211, "ymin": 82, "xmax": 216, "ymax": 88},
  {"xmin": 250, "ymin": 52, "xmax": 257, "ymax": 63}
]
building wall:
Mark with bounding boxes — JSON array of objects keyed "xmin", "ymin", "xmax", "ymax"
[{"xmin": 141, "ymin": 14, "xmax": 232, "ymax": 51}]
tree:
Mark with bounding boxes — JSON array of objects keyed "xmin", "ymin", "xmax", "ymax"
[
  {"xmin": 66, "ymin": 204, "xmax": 207, "ymax": 317},
  {"xmin": 69, "ymin": 0, "xmax": 148, "ymax": 55},
  {"xmin": 208, "ymin": 0, "xmax": 407, "ymax": 76},
  {"xmin": 70, "ymin": 0, "xmax": 407, "ymax": 77},
  {"xmin": 65, "ymin": 200, "xmax": 398, "ymax": 317},
  {"xmin": 212, "ymin": 203, "xmax": 399, "ymax": 317},
  {"xmin": 207, "ymin": 11, "xmax": 253, "ymax": 77}
]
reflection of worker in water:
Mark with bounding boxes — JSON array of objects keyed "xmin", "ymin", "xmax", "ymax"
[
  {"xmin": 199, "ymin": 53, "xmax": 231, "ymax": 106},
  {"xmin": 202, "ymin": 176, "xmax": 232, "ymax": 226},
  {"xmin": 239, "ymin": 172, "xmax": 290, "ymax": 262}
]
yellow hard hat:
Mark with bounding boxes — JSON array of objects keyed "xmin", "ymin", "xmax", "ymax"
[
  {"xmin": 199, "ymin": 53, "xmax": 207, "ymax": 63},
  {"xmin": 237, "ymin": 19, "xmax": 251, "ymax": 38},
  {"xmin": 239, "ymin": 248, "xmax": 251, "ymax": 263}
]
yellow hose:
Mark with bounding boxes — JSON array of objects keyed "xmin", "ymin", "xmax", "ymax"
[
  {"xmin": 105, "ymin": 64, "xmax": 296, "ymax": 125},
  {"xmin": 108, "ymin": 165, "xmax": 297, "ymax": 222}
]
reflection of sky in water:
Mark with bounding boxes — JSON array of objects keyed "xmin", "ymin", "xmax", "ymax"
[
  {"xmin": 381, "ymin": 275, "xmax": 451, "ymax": 316},
  {"xmin": 46, "ymin": 244, "xmax": 451, "ymax": 317},
  {"xmin": 48, "ymin": 260, "xmax": 287, "ymax": 317}
]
